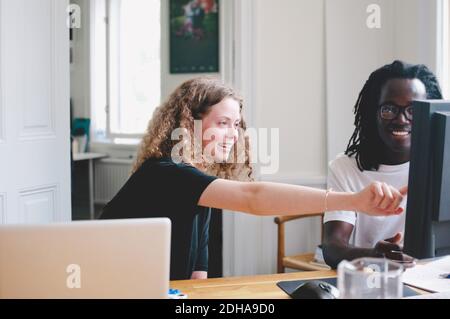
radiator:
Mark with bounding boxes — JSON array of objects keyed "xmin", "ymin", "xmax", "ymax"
[{"xmin": 94, "ymin": 158, "xmax": 133, "ymax": 204}]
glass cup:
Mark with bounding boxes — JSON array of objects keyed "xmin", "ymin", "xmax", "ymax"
[{"xmin": 337, "ymin": 258, "xmax": 403, "ymax": 299}]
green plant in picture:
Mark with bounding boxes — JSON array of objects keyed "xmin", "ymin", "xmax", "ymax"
[
  {"xmin": 203, "ymin": 12, "xmax": 218, "ymax": 35},
  {"xmin": 171, "ymin": 16, "xmax": 186, "ymax": 35}
]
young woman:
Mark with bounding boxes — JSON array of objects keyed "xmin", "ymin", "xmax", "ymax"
[{"xmin": 100, "ymin": 77, "xmax": 407, "ymax": 280}]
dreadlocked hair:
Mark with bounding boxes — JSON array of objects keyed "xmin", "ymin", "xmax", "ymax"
[{"xmin": 345, "ymin": 60, "xmax": 443, "ymax": 171}]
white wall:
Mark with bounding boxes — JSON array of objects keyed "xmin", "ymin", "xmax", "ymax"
[
  {"xmin": 326, "ymin": 0, "xmax": 395, "ymax": 163},
  {"xmin": 224, "ymin": 0, "xmax": 327, "ymax": 277},
  {"xmin": 255, "ymin": 0, "xmax": 327, "ymax": 178},
  {"xmin": 327, "ymin": 0, "xmax": 441, "ymax": 163},
  {"xmin": 394, "ymin": 0, "xmax": 439, "ymax": 69}
]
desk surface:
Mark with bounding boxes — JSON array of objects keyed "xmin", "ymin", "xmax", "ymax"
[
  {"xmin": 170, "ymin": 270, "xmax": 429, "ymax": 299},
  {"xmin": 170, "ymin": 270, "xmax": 337, "ymax": 299},
  {"xmin": 73, "ymin": 152, "xmax": 107, "ymax": 161}
]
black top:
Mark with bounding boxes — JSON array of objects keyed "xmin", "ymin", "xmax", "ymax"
[{"xmin": 99, "ymin": 158, "xmax": 218, "ymax": 280}]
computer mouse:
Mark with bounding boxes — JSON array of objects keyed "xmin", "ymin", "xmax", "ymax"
[{"xmin": 290, "ymin": 280, "xmax": 340, "ymax": 299}]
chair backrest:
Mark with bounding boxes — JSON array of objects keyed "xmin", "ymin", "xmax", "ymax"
[{"xmin": 274, "ymin": 212, "xmax": 324, "ymax": 273}]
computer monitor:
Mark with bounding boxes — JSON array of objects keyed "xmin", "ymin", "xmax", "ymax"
[
  {"xmin": 0, "ymin": 218, "xmax": 171, "ymax": 298},
  {"xmin": 404, "ymin": 100, "xmax": 450, "ymax": 259}
]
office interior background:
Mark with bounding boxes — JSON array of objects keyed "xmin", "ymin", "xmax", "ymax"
[{"xmin": 1, "ymin": 0, "xmax": 449, "ymax": 278}]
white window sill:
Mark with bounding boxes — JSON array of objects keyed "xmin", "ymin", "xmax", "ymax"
[
  {"xmin": 91, "ymin": 140, "xmax": 139, "ymax": 149},
  {"xmin": 89, "ymin": 141, "xmax": 139, "ymax": 160}
]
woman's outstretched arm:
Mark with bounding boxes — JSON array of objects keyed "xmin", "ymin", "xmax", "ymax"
[{"xmin": 198, "ymin": 179, "xmax": 407, "ymax": 217}]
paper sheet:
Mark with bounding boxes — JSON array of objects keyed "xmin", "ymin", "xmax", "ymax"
[
  {"xmin": 405, "ymin": 291, "xmax": 450, "ymax": 299},
  {"xmin": 402, "ymin": 256, "xmax": 450, "ymax": 293}
]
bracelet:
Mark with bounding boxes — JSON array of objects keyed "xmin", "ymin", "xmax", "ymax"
[{"xmin": 324, "ymin": 188, "xmax": 333, "ymax": 212}]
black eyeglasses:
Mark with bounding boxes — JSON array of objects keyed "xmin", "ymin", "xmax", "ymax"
[{"xmin": 379, "ymin": 104, "xmax": 414, "ymax": 121}]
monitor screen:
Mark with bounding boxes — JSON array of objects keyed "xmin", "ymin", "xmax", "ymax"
[{"xmin": 404, "ymin": 100, "xmax": 450, "ymax": 259}]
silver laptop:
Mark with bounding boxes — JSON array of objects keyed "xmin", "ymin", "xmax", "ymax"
[{"xmin": 0, "ymin": 218, "xmax": 171, "ymax": 299}]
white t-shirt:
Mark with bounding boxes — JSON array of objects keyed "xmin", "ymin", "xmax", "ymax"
[{"xmin": 323, "ymin": 153, "xmax": 409, "ymax": 249}]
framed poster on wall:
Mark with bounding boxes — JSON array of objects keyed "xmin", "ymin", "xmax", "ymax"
[{"xmin": 170, "ymin": 0, "xmax": 219, "ymax": 73}]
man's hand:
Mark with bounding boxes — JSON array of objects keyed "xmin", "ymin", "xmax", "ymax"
[{"xmin": 373, "ymin": 233, "xmax": 416, "ymax": 268}]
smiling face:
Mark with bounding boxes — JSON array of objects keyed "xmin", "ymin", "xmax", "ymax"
[
  {"xmin": 201, "ymin": 97, "xmax": 241, "ymax": 163},
  {"xmin": 376, "ymin": 78, "xmax": 427, "ymax": 163}
]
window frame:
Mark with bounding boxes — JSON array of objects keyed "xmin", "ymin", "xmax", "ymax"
[{"xmin": 90, "ymin": 0, "xmax": 161, "ymax": 144}]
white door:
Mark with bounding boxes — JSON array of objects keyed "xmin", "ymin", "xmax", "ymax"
[{"xmin": 0, "ymin": 0, "xmax": 71, "ymax": 224}]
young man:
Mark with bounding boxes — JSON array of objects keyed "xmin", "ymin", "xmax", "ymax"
[{"xmin": 322, "ymin": 61, "xmax": 443, "ymax": 269}]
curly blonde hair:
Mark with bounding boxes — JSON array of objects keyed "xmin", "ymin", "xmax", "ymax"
[{"xmin": 132, "ymin": 77, "xmax": 253, "ymax": 181}]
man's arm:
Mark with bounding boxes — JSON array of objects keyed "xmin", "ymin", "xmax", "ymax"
[
  {"xmin": 322, "ymin": 221, "xmax": 376, "ymax": 269},
  {"xmin": 322, "ymin": 221, "xmax": 416, "ymax": 269}
]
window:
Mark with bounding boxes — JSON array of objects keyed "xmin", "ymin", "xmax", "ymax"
[{"xmin": 91, "ymin": 0, "xmax": 161, "ymax": 143}]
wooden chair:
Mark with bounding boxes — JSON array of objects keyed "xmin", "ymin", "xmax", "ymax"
[{"xmin": 274, "ymin": 212, "xmax": 331, "ymax": 273}]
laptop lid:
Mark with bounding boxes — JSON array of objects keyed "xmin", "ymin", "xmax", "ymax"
[{"xmin": 0, "ymin": 218, "xmax": 171, "ymax": 299}]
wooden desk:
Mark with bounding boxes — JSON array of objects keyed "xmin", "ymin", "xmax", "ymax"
[
  {"xmin": 171, "ymin": 270, "xmax": 430, "ymax": 299},
  {"xmin": 170, "ymin": 270, "xmax": 337, "ymax": 299}
]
